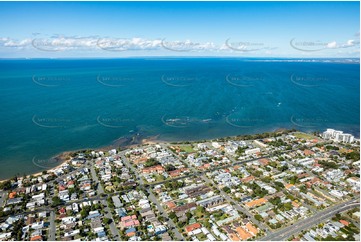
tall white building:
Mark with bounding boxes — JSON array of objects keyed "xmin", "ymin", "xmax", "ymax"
[{"xmin": 322, "ymin": 129, "xmax": 355, "ymax": 143}]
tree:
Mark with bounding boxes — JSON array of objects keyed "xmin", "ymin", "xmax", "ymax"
[
  {"xmin": 80, "ymin": 206, "xmax": 91, "ymax": 219},
  {"xmin": 186, "ymin": 211, "xmax": 192, "ymax": 220},
  {"xmin": 11, "ymin": 219, "xmax": 25, "ymax": 240},
  {"xmin": 103, "ymin": 218, "xmax": 112, "ymax": 224},
  {"xmin": 346, "ymin": 151, "xmax": 360, "ymax": 161},
  {"xmin": 261, "ymin": 176, "xmax": 272, "ymax": 183},
  {"xmin": 165, "ymin": 164, "xmax": 176, "ymax": 172},
  {"xmin": 169, "ymin": 212, "xmax": 177, "ymax": 220},
  {"xmin": 299, "ymin": 185, "xmax": 307, "ymax": 193},
  {"xmin": 222, "ymin": 187, "xmax": 231, "ymax": 193},
  {"xmin": 204, "ymin": 220, "xmax": 212, "ymax": 229},
  {"xmin": 254, "ymin": 214, "xmax": 262, "ymax": 221},
  {"xmin": 51, "ymin": 196, "xmax": 62, "ymax": 207},
  {"xmin": 289, "ymin": 176, "xmax": 298, "ymax": 185},
  {"xmin": 283, "ymin": 202, "xmax": 293, "ymax": 211},
  {"xmin": 269, "ymin": 197, "xmax": 281, "ymax": 206},
  {"xmin": 144, "ymin": 158, "xmax": 160, "ymax": 168},
  {"xmin": 318, "ymin": 160, "xmax": 339, "ymax": 169},
  {"xmin": 236, "ymin": 147, "xmax": 247, "ymax": 155},
  {"xmin": 274, "ymin": 181, "xmax": 284, "ymax": 190},
  {"xmin": 0, "ymin": 180, "xmax": 12, "ymax": 190},
  {"xmin": 278, "ymin": 165, "xmax": 288, "ymax": 172}
]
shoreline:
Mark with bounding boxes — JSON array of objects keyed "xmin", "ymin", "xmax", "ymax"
[
  {"xmin": 0, "ymin": 127, "xmax": 336, "ymax": 184},
  {"xmin": 0, "ymin": 154, "xmax": 73, "ymax": 183},
  {"xmin": 0, "ymin": 128, "xmax": 294, "ymax": 183},
  {"xmin": 0, "ymin": 134, "xmax": 164, "ymax": 183}
]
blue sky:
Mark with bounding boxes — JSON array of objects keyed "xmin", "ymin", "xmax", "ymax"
[{"xmin": 0, "ymin": 1, "xmax": 359, "ymax": 58}]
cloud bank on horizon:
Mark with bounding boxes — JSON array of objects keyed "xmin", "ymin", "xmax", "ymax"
[
  {"xmin": 0, "ymin": 1, "xmax": 359, "ymax": 58},
  {"xmin": 0, "ymin": 35, "xmax": 359, "ymax": 57}
]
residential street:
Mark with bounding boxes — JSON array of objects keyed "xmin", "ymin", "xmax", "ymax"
[
  {"xmin": 260, "ymin": 199, "xmax": 360, "ymax": 241},
  {"xmin": 161, "ymin": 143, "xmax": 269, "ymax": 233},
  {"xmin": 49, "ymin": 210, "xmax": 56, "ymax": 241},
  {"xmin": 90, "ymin": 164, "xmax": 120, "ymax": 240},
  {"xmin": 120, "ymin": 151, "xmax": 184, "ymax": 241},
  {"xmin": 201, "ymin": 173, "xmax": 270, "ymax": 233}
]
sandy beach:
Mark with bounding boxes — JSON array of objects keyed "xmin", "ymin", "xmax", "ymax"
[{"xmin": 0, "ymin": 152, "xmax": 72, "ymax": 183}]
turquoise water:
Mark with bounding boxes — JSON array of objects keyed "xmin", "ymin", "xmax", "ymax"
[{"xmin": 0, "ymin": 58, "xmax": 359, "ymax": 179}]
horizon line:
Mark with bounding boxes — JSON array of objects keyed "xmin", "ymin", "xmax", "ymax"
[{"xmin": 0, "ymin": 56, "xmax": 360, "ymax": 60}]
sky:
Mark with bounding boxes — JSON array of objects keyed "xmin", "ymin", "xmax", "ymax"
[{"xmin": 0, "ymin": 1, "xmax": 359, "ymax": 58}]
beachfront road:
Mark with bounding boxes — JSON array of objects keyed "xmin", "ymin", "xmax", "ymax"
[{"xmin": 260, "ymin": 199, "xmax": 360, "ymax": 241}]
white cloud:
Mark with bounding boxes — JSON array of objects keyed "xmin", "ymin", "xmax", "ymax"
[
  {"xmin": 346, "ymin": 39, "xmax": 355, "ymax": 46},
  {"xmin": 0, "ymin": 37, "xmax": 32, "ymax": 48},
  {"xmin": 326, "ymin": 38, "xmax": 359, "ymax": 49},
  {"xmin": 327, "ymin": 41, "xmax": 337, "ymax": 48},
  {"xmin": 0, "ymin": 35, "xmax": 358, "ymax": 58},
  {"xmin": 0, "ymin": 35, "xmax": 276, "ymax": 53}
]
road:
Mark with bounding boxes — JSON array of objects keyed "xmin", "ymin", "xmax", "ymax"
[
  {"xmin": 49, "ymin": 210, "xmax": 56, "ymax": 241},
  {"xmin": 90, "ymin": 164, "xmax": 120, "ymax": 240},
  {"xmin": 120, "ymin": 152, "xmax": 184, "ymax": 241},
  {"xmin": 260, "ymin": 199, "xmax": 360, "ymax": 241},
  {"xmin": 102, "ymin": 199, "xmax": 120, "ymax": 240},
  {"xmin": 0, "ymin": 191, "xmax": 7, "ymax": 208},
  {"xmin": 147, "ymin": 188, "xmax": 184, "ymax": 240},
  {"xmin": 201, "ymin": 173, "xmax": 270, "ymax": 233}
]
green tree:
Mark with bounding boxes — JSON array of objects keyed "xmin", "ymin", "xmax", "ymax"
[
  {"xmin": 186, "ymin": 211, "xmax": 192, "ymax": 220},
  {"xmin": 103, "ymin": 218, "xmax": 112, "ymax": 224},
  {"xmin": 0, "ymin": 180, "xmax": 12, "ymax": 190},
  {"xmin": 269, "ymin": 197, "xmax": 281, "ymax": 206},
  {"xmin": 51, "ymin": 196, "xmax": 63, "ymax": 207},
  {"xmin": 222, "ymin": 187, "xmax": 231, "ymax": 193},
  {"xmin": 165, "ymin": 164, "xmax": 176, "ymax": 172},
  {"xmin": 254, "ymin": 214, "xmax": 262, "ymax": 221},
  {"xmin": 168, "ymin": 211, "xmax": 177, "ymax": 219}
]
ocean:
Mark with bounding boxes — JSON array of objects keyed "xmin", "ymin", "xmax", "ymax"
[{"xmin": 0, "ymin": 58, "xmax": 359, "ymax": 179}]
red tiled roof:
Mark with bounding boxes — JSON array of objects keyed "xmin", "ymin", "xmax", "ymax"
[
  {"xmin": 165, "ymin": 201, "xmax": 176, "ymax": 209},
  {"xmin": 185, "ymin": 223, "xmax": 201, "ymax": 233},
  {"xmin": 340, "ymin": 220, "xmax": 350, "ymax": 226},
  {"xmin": 59, "ymin": 207, "xmax": 66, "ymax": 214},
  {"xmin": 259, "ymin": 158, "xmax": 270, "ymax": 165},
  {"xmin": 30, "ymin": 235, "xmax": 43, "ymax": 241},
  {"xmin": 245, "ymin": 198, "xmax": 267, "ymax": 208},
  {"xmin": 9, "ymin": 192, "xmax": 17, "ymax": 199},
  {"xmin": 241, "ymin": 176, "xmax": 255, "ymax": 183},
  {"xmin": 304, "ymin": 149, "xmax": 314, "ymax": 156},
  {"xmin": 142, "ymin": 165, "xmax": 165, "ymax": 174},
  {"xmin": 236, "ymin": 227, "xmax": 252, "ymax": 240},
  {"xmin": 246, "ymin": 223, "xmax": 258, "ymax": 236}
]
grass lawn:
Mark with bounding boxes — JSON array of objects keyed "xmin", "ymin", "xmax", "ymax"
[
  {"xmin": 179, "ymin": 145, "xmax": 194, "ymax": 153},
  {"xmin": 196, "ymin": 232, "xmax": 207, "ymax": 241},
  {"xmin": 154, "ymin": 174, "xmax": 164, "ymax": 182},
  {"xmin": 194, "ymin": 209, "xmax": 204, "ymax": 218},
  {"xmin": 293, "ymin": 132, "xmax": 318, "ymax": 140}
]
